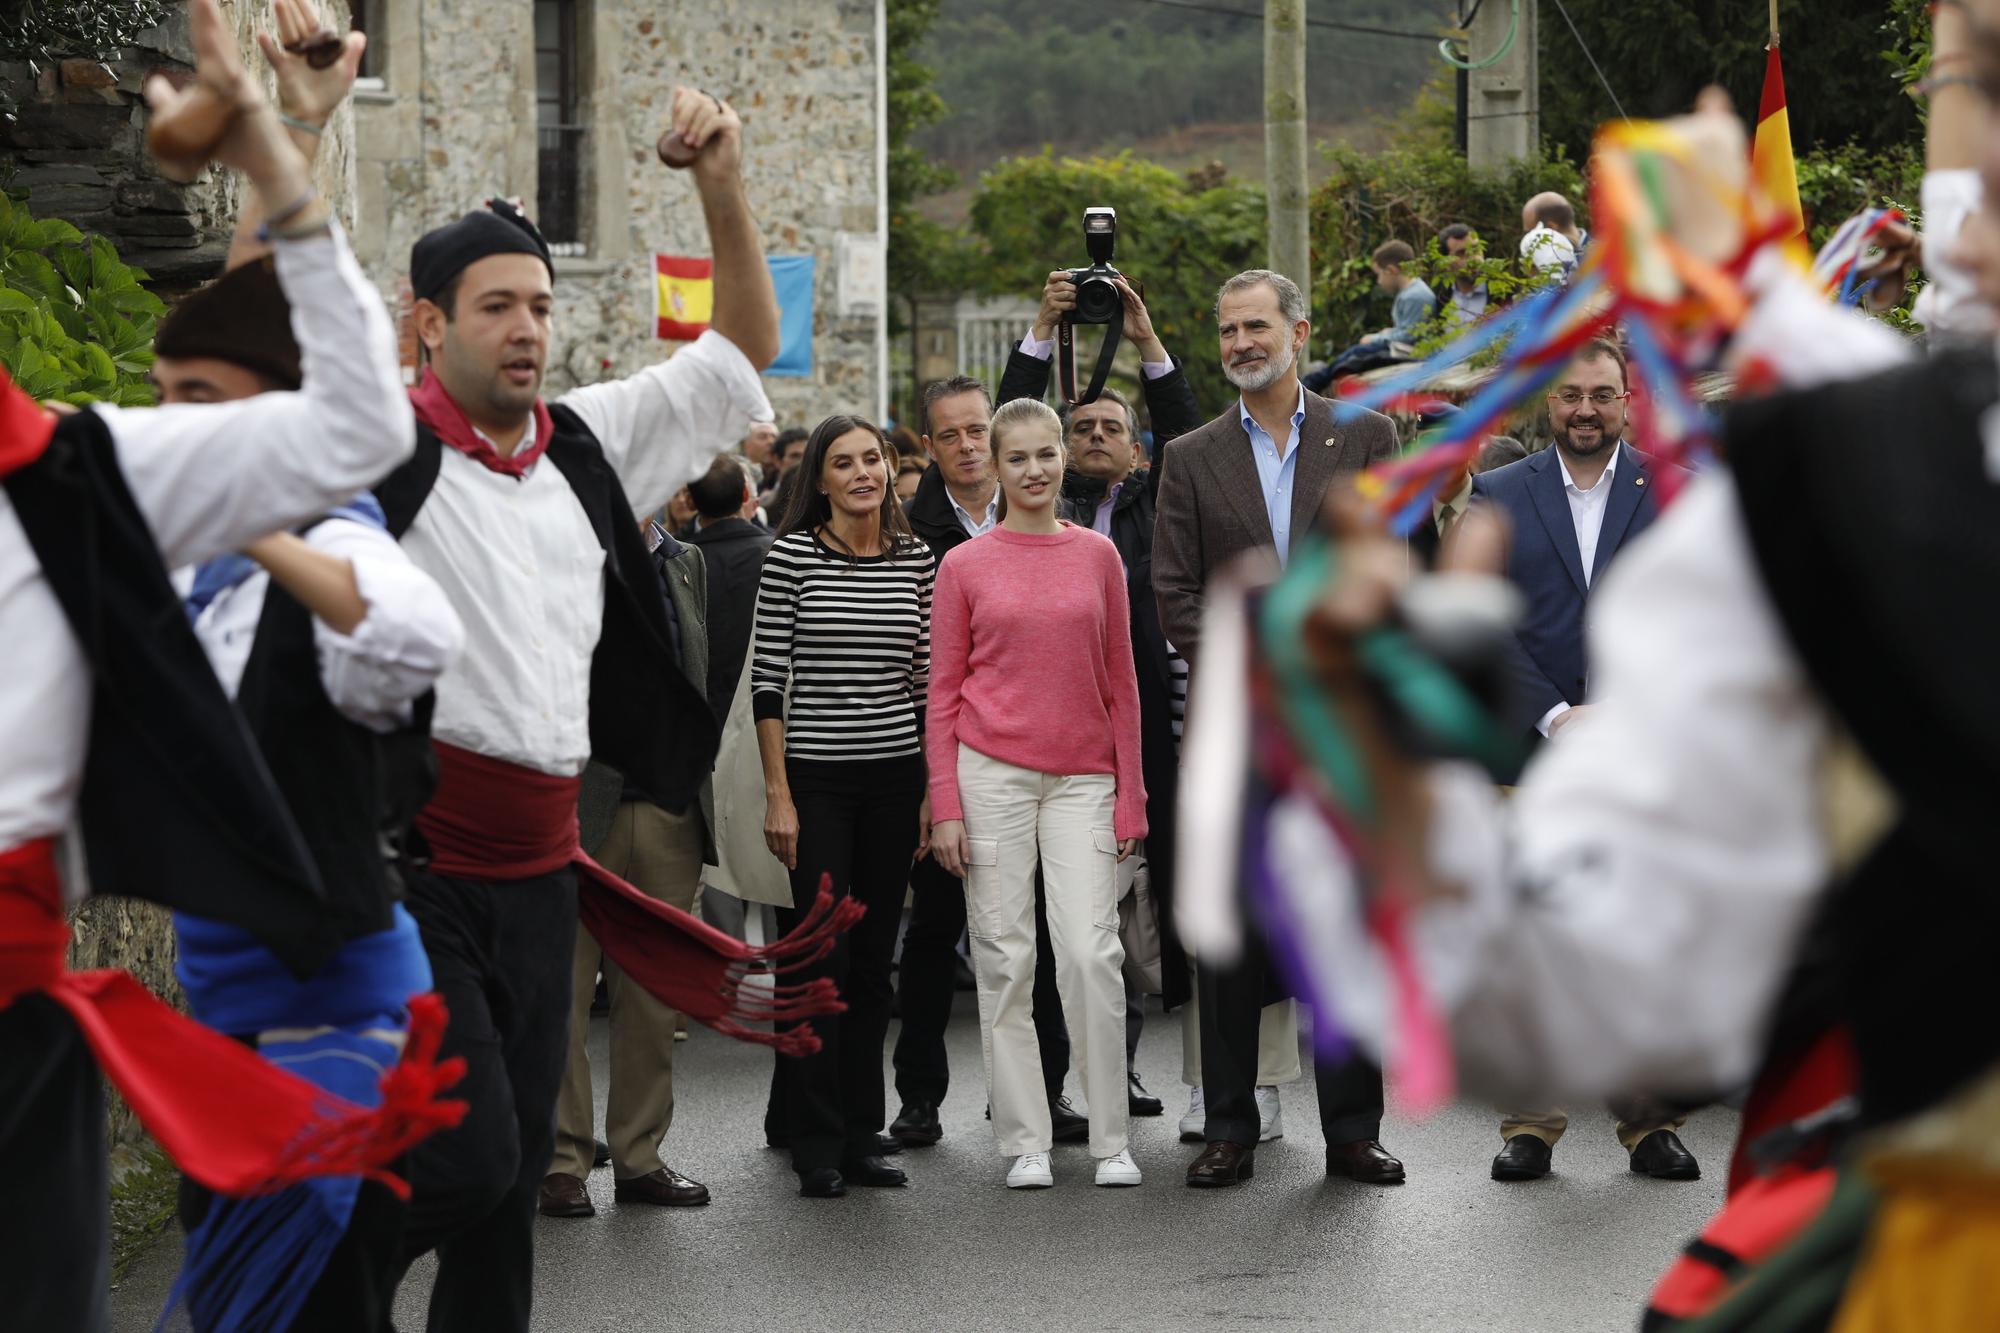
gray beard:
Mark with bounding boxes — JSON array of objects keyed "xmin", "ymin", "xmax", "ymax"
[{"xmin": 1224, "ymin": 339, "xmax": 1295, "ymax": 393}]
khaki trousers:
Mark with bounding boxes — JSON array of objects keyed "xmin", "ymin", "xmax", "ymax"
[
  {"xmin": 1498, "ymin": 1102, "xmax": 1687, "ymax": 1153},
  {"xmin": 1180, "ymin": 980, "xmax": 1302, "ymax": 1088},
  {"xmin": 551, "ymin": 800, "xmax": 704, "ymax": 1180},
  {"xmin": 959, "ymin": 745, "xmax": 1129, "ymax": 1158}
]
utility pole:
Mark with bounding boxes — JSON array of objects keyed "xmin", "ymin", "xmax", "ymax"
[
  {"xmin": 1465, "ymin": 0, "xmax": 1539, "ymax": 172},
  {"xmin": 1264, "ymin": 0, "xmax": 1309, "ymax": 300}
]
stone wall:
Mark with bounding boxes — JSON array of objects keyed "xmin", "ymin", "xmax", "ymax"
[
  {"xmin": 351, "ymin": 0, "xmax": 885, "ymax": 427},
  {"xmin": 0, "ymin": 0, "xmax": 358, "ymax": 295}
]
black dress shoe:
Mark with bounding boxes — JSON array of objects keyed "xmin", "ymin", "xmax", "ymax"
[
  {"xmin": 1050, "ymin": 1096, "xmax": 1090, "ymax": 1143},
  {"xmin": 1325, "ymin": 1139, "xmax": 1406, "ymax": 1184},
  {"xmin": 592, "ymin": 1138, "xmax": 611, "ymax": 1170},
  {"xmin": 1629, "ymin": 1129, "xmax": 1701, "ymax": 1180},
  {"xmin": 1491, "ymin": 1134, "xmax": 1552, "ymax": 1181},
  {"xmin": 840, "ymin": 1154, "xmax": 908, "ymax": 1187},
  {"xmin": 1127, "ymin": 1073, "xmax": 1164, "ymax": 1117},
  {"xmin": 890, "ymin": 1100, "xmax": 943, "ymax": 1146},
  {"xmin": 875, "ymin": 1133, "xmax": 904, "ymax": 1155},
  {"xmin": 798, "ymin": 1167, "xmax": 846, "ymax": 1198},
  {"xmin": 1186, "ymin": 1140, "xmax": 1255, "ymax": 1188}
]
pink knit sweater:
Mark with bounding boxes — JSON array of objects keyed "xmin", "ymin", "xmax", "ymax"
[{"xmin": 926, "ymin": 523, "xmax": 1148, "ymax": 840}]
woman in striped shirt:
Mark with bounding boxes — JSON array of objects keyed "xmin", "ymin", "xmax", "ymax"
[{"xmin": 751, "ymin": 414, "xmax": 935, "ymax": 1199}]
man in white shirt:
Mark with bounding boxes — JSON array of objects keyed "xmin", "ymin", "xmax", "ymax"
[
  {"xmin": 376, "ymin": 87, "xmax": 779, "ymax": 1333},
  {"xmin": 1463, "ymin": 336, "xmax": 1695, "ymax": 1181}
]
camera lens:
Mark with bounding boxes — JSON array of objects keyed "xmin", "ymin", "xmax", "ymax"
[{"xmin": 1074, "ymin": 273, "xmax": 1121, "ymax": 324}]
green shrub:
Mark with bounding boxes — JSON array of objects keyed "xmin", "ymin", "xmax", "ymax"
[{"xmin": 0, "ymin": 189, "xmax": 163, "ymax": 406}]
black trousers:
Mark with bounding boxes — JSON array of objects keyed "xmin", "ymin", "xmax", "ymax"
[
  {"xmin": 892, "ymin": 851, "xmax": 1070, "ymax": 1108},
  {"xmin": 0, "ymin": 994, "xmax": 108, "ymax": 1332},
  {"xmin": 769, "ymin": 756, "xmax": 924, "ymax": 1174},
  {"xmin": 178, "ymin": 1172, "xmax": 407, "ymax": 1332},
  {"xmin": 1198, "ymin": 939, "xmax": 1384, "ymax": 1148},
  {"xmin": 396, "ymin": 865, "xmax": 578, "ymax": 1333}
]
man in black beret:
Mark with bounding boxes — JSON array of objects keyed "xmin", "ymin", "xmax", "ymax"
[{"xmin": 374, "ymin": 86, "xmax": 781, "ymax": 1333}]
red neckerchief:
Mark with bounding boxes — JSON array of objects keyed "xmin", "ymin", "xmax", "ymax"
[
  {"xmin": 0, "ymin": 367, "xmax": 56, "ymax": 479},
  {"xmin": 408, "ymin": 367, "xmax": 556, "ymax": 478}
]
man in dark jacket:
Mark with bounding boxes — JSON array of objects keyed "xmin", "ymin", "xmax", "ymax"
[
  {"xmin": 684, "ymin": 453, "xmax": 774, "ymax": 721},
  {"xmin": 994, "ymin": 272, "xmax": 1204, "ymax": 1117},
  {"xmin": 891, "ymin": 375, "xmax": 1082, "ymax": 1148}
]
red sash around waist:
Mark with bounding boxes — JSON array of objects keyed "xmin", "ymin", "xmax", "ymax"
[
  {"xmin": 0, "ymin": 839, "xmax": 464, "ymax": 1199},
  {"xmin": 415, "ymin": 743, "xmax": 859, "ymax": 1056}
]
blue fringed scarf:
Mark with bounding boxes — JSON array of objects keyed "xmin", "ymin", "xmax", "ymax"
[{"xmin": 159, "ymin": 906, "xmax": 432, "ymax": 1333}]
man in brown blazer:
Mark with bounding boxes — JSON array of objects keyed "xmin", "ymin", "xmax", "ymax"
[{"xmin": 1153, "ymin": 268, "xmax": 1406, "ymax": 1189}]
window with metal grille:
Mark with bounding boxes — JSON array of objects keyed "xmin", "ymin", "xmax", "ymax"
[{"xmin": 535, "ymin": 0, "xmax": 587, "ymax": 255}]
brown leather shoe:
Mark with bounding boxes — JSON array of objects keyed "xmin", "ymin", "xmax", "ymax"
[
  {"xmin": 539, "ymin": 1171, "xmax": 595, "ymax": 1217},
  {"xmin": 1326, "ymin": 1139, "xmax": 1406, "ymax": 1184},
  {"xmin": 1185, "ymin": 1140, "xmax": 1255, "ymax": 1188},
  {"xmin": 612, "ymin": 1167, "xmax": 711, "ymax": 1207}
]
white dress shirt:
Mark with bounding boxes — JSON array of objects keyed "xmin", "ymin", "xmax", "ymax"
[
  {"xmin": 1534, "ymin": 447, "xmax": 1620, "ymax": 737},
  {"xmin": 947, "ymin": 487, "xmax": 999, "ymax": 538},
  {"xmin": 0, "ymin": 225, "xmax": 415, "ymax": 852},
  {"xmin": 179, "ymin": 517, "xmax": 463, "ymax": 732},
  {"xmin": 401, "ymin": 328, "xmax": 770, "ymax": 777}
]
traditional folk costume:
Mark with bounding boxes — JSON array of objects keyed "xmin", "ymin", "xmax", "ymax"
[
  {"xmin": 0, "ymin": 225, "xmax": 452, "ymax": 1333},
  {"xmin": 1181, "ymin": 156, "xmax": 2000, "ymax": 1328},
  {"xmin": 143, "ymin": 261, "xmax": 468, "ymax": 1332},
  {"xmin": 382, "ymin": 202, "xmax": 854, "ymax": 1332}
]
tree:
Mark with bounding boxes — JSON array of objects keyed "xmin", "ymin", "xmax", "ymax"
[
  {"xmin": 0, "ymin": 189, "xmax": 164, "ymax": 405},
  {"xmin": 886, "ymin": 0, "xmax": 964, "ymax": 315},
  {"xmin": 965, "ymin": 151, "xmax": 1265, "ymax": 413},
  {"xmin": 1536, "ymin": 0, "xmax": 1920, "ymax": 162}
]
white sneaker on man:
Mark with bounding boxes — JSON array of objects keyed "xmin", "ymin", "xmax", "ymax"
[
  {"xmin": 1007, "ymin": 1152, "xmax": 1055, "ymax": 1189},
  {"xmin": 1094, "ymin": 1148, "xmax": 1142, "ymax": 1187},
  {"xmin": 1256, "ymin": 1085, "xmax": 1283, "ymax": 1141},
  {"xmin": 1178, "ymin": 1087, "xmax": 1206, "ymax": 1143}
]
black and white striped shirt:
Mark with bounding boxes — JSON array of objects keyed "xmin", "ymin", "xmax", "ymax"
[{"xmin": 751, "ymin": 529, "xmax": 935, "ymax": 761}]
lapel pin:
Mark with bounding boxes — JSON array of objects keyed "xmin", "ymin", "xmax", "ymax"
[
  {"xmin": 1324, "ymin": 437, "xmax": 1336, "ymax": 448},
  {"xmin": 1635, "ymin": 476, "xmax": 1646, "ymax": 486}
]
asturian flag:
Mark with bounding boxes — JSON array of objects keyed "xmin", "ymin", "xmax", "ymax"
[{"xmin": 1752, "ymin": 45, "xmax": 1807, "ymax": 248}]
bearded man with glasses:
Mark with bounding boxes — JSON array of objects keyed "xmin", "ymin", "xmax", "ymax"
[{"xmin": 1462, "ymin": 333, "xmax": 1699, "ymax": 1183}]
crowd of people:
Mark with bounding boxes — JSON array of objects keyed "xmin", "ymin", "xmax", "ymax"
[{"xmin": 5, "ymin": 0, "xmax": 1999, "ymax": 1328}]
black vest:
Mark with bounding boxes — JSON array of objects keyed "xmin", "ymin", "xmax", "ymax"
[
  {"xmin": 373, "ymin": 404, "xmax": 719, "ymax": 813},
  {"xmin": 232, "ymin": 559, "xmax": 437, "ymax": 942},
  {"xmin": 3, "ymin": 411, "xmax": 337, "ymax": 977}
]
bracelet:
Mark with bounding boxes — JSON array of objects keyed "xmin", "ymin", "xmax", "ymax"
[
  {"xmin": 255, "ymin": 187, "xmax": 328, "ymax": 242},
  {"xmin": 267, "ymin": 186, "xmax": 320, "ymax": 228},
  {"xmin": 1918, "ymin": 72, "xmax": 1979, "ymax": 96},
  {"xmin": 278, "ymin": 113, "xmax": 326, "ymax": 137},
  {"xmin": 268, "ymin": 212, "xmax": 334, "ymax": 242}
]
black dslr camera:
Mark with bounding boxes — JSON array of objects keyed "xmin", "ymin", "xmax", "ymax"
[
  {"xmin": 1058, "ymin": 207, "xmax": 1124, "ymax": 404},
  {"xmin": 1065, "ymin": 207, "xmax": 1123, "ymax": 326}
]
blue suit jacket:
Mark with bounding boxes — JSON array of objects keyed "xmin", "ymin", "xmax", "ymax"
[{"xmin": 1469, "ymin": 441, "xmax": 1675, "ymax": 738}]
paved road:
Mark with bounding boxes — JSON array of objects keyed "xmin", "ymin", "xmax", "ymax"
[{"xmin": 113, "ymin": 1002, "xmax": 1728, "ymax": 1331}]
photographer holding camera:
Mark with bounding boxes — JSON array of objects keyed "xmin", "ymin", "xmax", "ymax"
[{"xmin": 995, "ymin": 217, "xmax": 1203, "ymax": 1117}]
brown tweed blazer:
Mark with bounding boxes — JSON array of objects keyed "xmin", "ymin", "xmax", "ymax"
[{"xmin": 1152, "ymin": 385, "xmax": 1398, "ymax": 669}]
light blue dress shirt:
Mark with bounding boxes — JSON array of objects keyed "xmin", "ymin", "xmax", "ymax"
[{"xmin": 1239, "ymin": 384, "xmax": 1306, "ymax": 567}]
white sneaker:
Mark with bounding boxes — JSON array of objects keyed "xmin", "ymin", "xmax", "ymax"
[
  {"xmin": 1256, "ymin": 1085, "xmax": 1284, "ymax": 1142},
  {"xmin": 1178, "ymin": 1087, "xmax": 1206, "ymax": 1143},
  {"xmin": 1006, "ymin": 1151, "xmax": 1054, "ymax": 1189},
  {"xmin": 1094, "ymin": 1148, "xmax": 1142, "ymax": 1187}
]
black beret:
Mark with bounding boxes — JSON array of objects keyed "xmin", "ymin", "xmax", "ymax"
[
  {"xmin": 409, "ymin": 198, "xmax": 554, "ymax": 303},
  {"xmin": 154, "ymin": 257, "xmax": 302, "ymax": 391}
]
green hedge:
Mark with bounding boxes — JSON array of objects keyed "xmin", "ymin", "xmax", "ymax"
[{"xmin": 0, "ymin": 190, "xmax": 163, "ymax": 405}]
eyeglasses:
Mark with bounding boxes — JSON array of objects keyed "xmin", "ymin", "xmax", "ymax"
[{"xmin": 1547, "ymin": 389, "xmax": 1631, "ymax": 408}]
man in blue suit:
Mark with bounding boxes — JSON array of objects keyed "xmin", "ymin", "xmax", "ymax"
[{"xmin": 1467, "ymin": 334, "xmax": 1704, "ymax": 1184}]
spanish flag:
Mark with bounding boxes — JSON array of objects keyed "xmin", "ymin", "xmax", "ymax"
[
  {"xmin": 1752, "ymin": 44, "xmax": 1806, "ymax": 247},
  {"xmin": 655, "ymin": 255, "xmax": 713, "ymax": 341}
]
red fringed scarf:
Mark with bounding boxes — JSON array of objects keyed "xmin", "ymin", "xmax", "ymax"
[
  {"xmin": 415, "ymin": 742, "xmax": 861, "ymax": 1056},
  {"xmin": 408, "ymin": 368, "xmax": 557, "ymax": 477},
  {"xmin": 0, "ymin": 840, "xmax": 466, "ymax": 1198}
]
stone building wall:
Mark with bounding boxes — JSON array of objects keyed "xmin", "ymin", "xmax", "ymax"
[
  {"xmin": 0, "ymin": 0, "xmax": 358, "ymax": 295},
  {"xmin": 351, "ymin": 0, "xmax": 886, "ymax": 426}
]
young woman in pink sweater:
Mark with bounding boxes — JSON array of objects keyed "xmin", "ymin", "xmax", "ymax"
[{"xmin": 927, "ymin": 397, "xmax": 1147, "ymax": 1190}]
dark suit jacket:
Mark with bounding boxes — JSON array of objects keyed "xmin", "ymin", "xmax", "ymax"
[
  {"xmin": 685, "ymin": 515, "xmax": 773, "ymax": 724},
  {"xmin": 1469, "ymin": 441, "xmax": 1679, "ymax": 738},
  {"xmin": 1152, "ymin": 386, "xmax": 1399, "ymax": 669}
]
